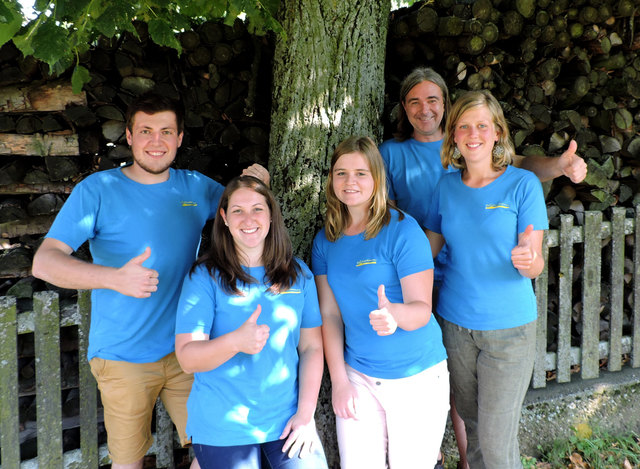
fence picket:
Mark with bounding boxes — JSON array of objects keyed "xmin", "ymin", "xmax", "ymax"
[
  {"xmin": 34, "ymin": 291, "xmax": 64, "ymax": 468},
  {"xmin": 634, "ymin": 208, "xmax": 640, "ymax": 368},
  {"xmin": 557, "ymin": 214, "xmax": 575, "ymax": 383},
  {"xmin": 0, "ymin": 297, "xmax": 20, "ymax": 468},
  {"xmin": 608, "ymin": 207, "xmax": 625, "ymax": 371},
  {"xmin": 582, "ymin": 211, "xmax": 602, "ymax": 379},
  {"xmin": 77, "ymin": 290, "xmax": 98, "ymax": 467}
]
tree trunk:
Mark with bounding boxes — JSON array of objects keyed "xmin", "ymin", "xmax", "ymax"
[
  {"xmin": 270, "ymin": 0, "xmax": 390, "ymax": 260},
  {"xmin": 269, "ymin": 2, "xmax": 391, "ymax": 466}
]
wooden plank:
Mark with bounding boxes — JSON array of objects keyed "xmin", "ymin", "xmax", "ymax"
[
  {"xmin": 608, "ymin": 207, "xmax": 625, "ymax": 371},
  {"xmin": 0, "ymin": 182, "xmax": 74, "ymax": 195},
  {"xmin": 557, "ymin": 214, "xmax": 574, "ymax": 383},
  {"xmin": 34, "ymin": 291, "xmax": 64, "ymax": 468},
  {"xmin": 0, "ymin": 296, "xmax": 21, "ymax": 468},
  {"xmin": 77, "ymin": 290, "xmax": 99, "ymax": 467},
  {"xmin": 154, "ymin": 399, "xmax": 175, "ymax": 468},
  {"xmin": 0, "ymin": 133, "xmax": 79, "ymax": 156},
  {"xmin": 532, "ymin": 230, "xmax": 549, "ymax": 388},
  {"xmin": 0, "ymin": 81, "xmax": 87, "ymax": 112},
  {"xmin": 633, "ymin": 207, "xmax": 640, "ymax": 368},
  {"xmin": 582, "ymin": 211, "xmax": 602, "ymax": 380}
]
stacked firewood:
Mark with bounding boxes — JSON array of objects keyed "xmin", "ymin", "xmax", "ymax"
[{"xmin": 386, "ymin": 0, "xmax": 640, "ymax": 218}]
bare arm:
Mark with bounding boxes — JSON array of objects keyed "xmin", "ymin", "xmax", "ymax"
[
  {"xmin": 513, "ymin": 140, "xmax": 587, "ymax": 183},
  {"xmin": 32, "ymin": 237, "xmax": 159, "ymax": 298},
  {"xmin": 315, "ymin": 275, "xmax": 356, "ymax": 419},
  {"xmin": 175, "ymin": 304, "xmax": 269, "ymax": 373},
  {"xmin": 279, "ymin": 326, "xmax": 324, "ymax": 457},
  {"xmin": 369, "ymin": 269, "xmax": 433, "ymax": 335},
  {"xmin": 425, "ymin": 229, "xmax": 445, "ymax": 259}
]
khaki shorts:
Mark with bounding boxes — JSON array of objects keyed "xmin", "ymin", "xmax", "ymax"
[{"xmin": 89, "ymin": 352, "xmax": 194, "ymax": 464}]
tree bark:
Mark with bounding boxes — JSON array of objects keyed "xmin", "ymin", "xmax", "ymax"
[
  {"xmin": 270, "ymin": 1, "xmax": 390, "ymax": 260},
  {"xmin": 269, "ymin": 2, "xmax": 391, "ymax": 466}
]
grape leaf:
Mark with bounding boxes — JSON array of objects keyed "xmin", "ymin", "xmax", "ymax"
[
  {"xmin": 71, "ymin": 64, "xmax": 91, "ymax": 94},
  {"xmin": 0, "ymin": 1, "xmax": 22, "ymax": 48},
  {"xmin": 148, "ymin": 18, "xmax": 182, "ymax": 54},
  {"xmin": 31, "ymin": 21, "xmax": 69, "ymax": 66},
  {"xmin": 95, "ymin": 4, "xmax": 133, "ymax": 38}
]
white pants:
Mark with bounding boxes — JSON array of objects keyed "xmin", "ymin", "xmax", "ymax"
[{"xmin": 336, "ymin": 360, "xmax": 450, "ymax": 469}]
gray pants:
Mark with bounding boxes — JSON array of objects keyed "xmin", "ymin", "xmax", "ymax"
[{"xmin": 442, "ymin": 318, "xmax": 536, "ymax": 469}]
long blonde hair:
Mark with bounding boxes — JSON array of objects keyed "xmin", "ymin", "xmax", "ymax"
[
  {"xmin": 324, "ymin": 136, "xmax": 402, "ymax": 242},
  {"xmin": 442, "ymin": 90, "xmax": 514, "ymax": 172}
]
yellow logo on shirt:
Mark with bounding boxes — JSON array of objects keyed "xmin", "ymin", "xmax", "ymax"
[
  {"xmin": 485, "ymin": 203, "xmax": 510, "ymax": 210},
  {"xmin": 181, "ymin": 201, "xmax": 198, "ymax": 207},
  {"xmin": 356, "ymin": 259, "xmax": 377, "ymax": 267},
  {"xmin": 279, "ymin": 289, "xmax": 301, "ymax": 295}
]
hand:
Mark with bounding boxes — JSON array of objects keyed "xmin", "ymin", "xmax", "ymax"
[
  {"xmin": 369, "ymin": 285, "xmax": 398, "ymax": 336},
  {"xmin": 558, "ymin": 140, "xmax": 587, "ymax": 183},
  {"xmin": 511, "ymin": 225, "xmax": 536, "ymax": 271},
  {"xmin": 115, "ymin": 247, "xmax": 159, "ymax": 298},
  {"xmin": 279, "ymin": 413, "xmax": 318, "ymax": 459},
  {"xmin": 235, "ymin": 305, "xmax": 269, "ymax": 354},
  {"xmin": 331, "ymin": 381, "xmax": 358, "ymax": 420},
  {"xmin": 242, "ymin": 163, "xmax": 270, "ymax": 187}
]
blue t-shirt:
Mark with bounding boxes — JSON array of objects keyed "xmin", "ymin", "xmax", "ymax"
[
  {"xmin": 426, "ymin": 165, "xmax": 549, "ymax": 330},
  {"xmin": 379, "ymin": 137, "xmax": 454, "ymax": 228},
  {"xmin": 175, "ymin": 262, "xmax": 322, "ymax": 446},
  {"xmin": 46, "ymin": 167, "xmax": 224, "ymax": 363},
  {"xmin": 379, "ymin": 137, "xmax": 456, "ymax": 283},
  {"xmin": 311, "ymin": 210, "xmax": 447, "ymax": 379}
]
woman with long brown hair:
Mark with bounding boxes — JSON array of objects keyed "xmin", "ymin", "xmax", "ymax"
[{"xmin": 175, "ymin": 176, "xmax": 328, "ymax": 469}]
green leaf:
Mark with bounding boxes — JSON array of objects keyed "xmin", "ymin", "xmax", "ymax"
[
  {"xmin": 71, "ymin": 64, "xmax": 91, "ymax": 94},
  {"xmin": 148, "ymin": 18, "xmax": 182, "ymax": 54},
  {"xmin": 12, "ymin": 31, "xmax": 34, "ymax": 57},
  {"xmin": 94, "ymin": 4, "xmax": 133, "ymax": 38},
  {"xmin": 54, "ymin": 0, "xmax": 92, "ymax": 21},
  {"xmin": 0, "ymin": 1, "xmax": 22, "ymax": 48},
  {"xmin": 31, "ymin": 20, "xmax": 69, "ymax": 66}
]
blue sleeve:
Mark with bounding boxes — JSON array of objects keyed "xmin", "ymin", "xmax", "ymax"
[
  {"xmin": 517, "ymin": 171, "xmax": 549, "ymax": 233},
  {"xmin": 393, "ymin": 215, "xmax": 434, "ymax": 279},
  {"xmin": 425, "ymin": 178, "xmax": 444, "ymax": 234},
  {"xmin": 298, "ymin": 261, "xmax": 322, "ymax": 328},
  {"xmin": 175, "ymin": 265, "xmax": 216, "ymax": 336},
  {"xmin": 379, "ymin": 141, "xmax": 397, "ymax": 201},
  {"xmin": 310, "ymin": 230, "xmax": 328, "ymax": 276},
  {"xmin": 46, "ymin": 178, "xmax": 98, "ymax": 250}
]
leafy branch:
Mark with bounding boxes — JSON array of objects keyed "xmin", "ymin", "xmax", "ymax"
[{"xmin": 0, "ymin": 0, "xmax": 283, "ymax": 93}]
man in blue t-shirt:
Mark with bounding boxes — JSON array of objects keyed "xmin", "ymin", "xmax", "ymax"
[
  {"xmin": 31, "ymin": 93, "xmax": 268, "ymax": 469},
  {"xmin": 379, "ymin": 67, "xmax": 587, "ymax": 469},
  {"xmin": 380, "ymin": 67, "xmax": 587, "ymax": 230}
]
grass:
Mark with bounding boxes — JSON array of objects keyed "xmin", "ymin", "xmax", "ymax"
[{"xmin": 521, "ymin": 424, "xmax": 640, "ymax": 469}]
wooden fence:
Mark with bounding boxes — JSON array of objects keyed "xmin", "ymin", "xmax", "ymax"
[
  {"xmin": 1, "ymin": 209, "xmax": 640, "ymax": 467},
  {"xmin": 0, "ymin": 291, "xmax": 177, "ymax": 469}
]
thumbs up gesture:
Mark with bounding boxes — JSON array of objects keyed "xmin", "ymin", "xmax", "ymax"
[
  {"xmin": 511, "ymin": 225, "xmax": 536, "ymax": 271},
  {"xmin": 115, "ymin": 247, "xmax": 159, "ymax": 298},
  {"xmin": 559, "ymin": 140, "xmax": 587, "ymax": 183},
  {"xmin": 236, "ymin": 305, "xmax": 270, "ymax": 354},
  {"xmin": 369, "ymin": 285, "xmax": 398, "ymax": 336}
]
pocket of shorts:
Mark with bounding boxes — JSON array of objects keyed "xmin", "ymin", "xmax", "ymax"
[{"xmin": 89, "ymin": 356, "xmax": 107, "ymax": 379}]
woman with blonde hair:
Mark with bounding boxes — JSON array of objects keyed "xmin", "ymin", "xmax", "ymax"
[
  {"xmin": 175, "ymin": 176, "xmax": 328, "ymax": 469},
  {"xmin": 312, "ymin": 136, "xmax": 449, "ymax": 469},
  {"xmin": 426, "ymin": 90, "xmax": 547, "ymax": 468}
]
